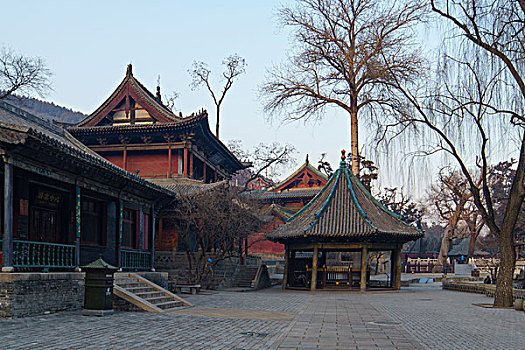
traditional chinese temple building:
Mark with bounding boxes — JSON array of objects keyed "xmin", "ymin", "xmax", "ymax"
[
  {"xmin": 247, "ymin": 157, "xmax": 328, "ymax": 258},
  {"xmin": 68, "ymin": 64, "xmax": 244, "ymax": 183},
  {"xmin": 0, "ymin": 100, "xmax": 178, "ymax": 317},
  {"xmin": 0, "ymin": 100, "xmax": 173, "ymax": 270},
  {"xmin": 66, "ymin": 65, "xmax": 246, "ymax": 255},
  {"xmin": 267, "ymin": 151, "xmax": 422, "ymax": 291}
]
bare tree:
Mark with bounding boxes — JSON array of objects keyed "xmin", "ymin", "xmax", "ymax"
[
  {"xmin": 380, "ymin": 0, "xmax": 525, "ymax": 307},
  {"xmin": 427, "ymin": 169, "xmax": 479, "ymax": 269},
  {"xmin": 162, "ymin": 185, "xmax": 262, "ymax": 286},
  {"xmin": 189, "ymin": 55, "xmax": 246, "ymax": 139},
  {"xmin": 163, "ymin": 91, "xmax": 180, "ymax": 112},
  {"xmin": 228, "ymin": 140, "xmax": 297, "ymax": 191},
  {"xmin": 0, "ymin": 47, "xmax": 51, "ymax": 99},
  {"xmin": 461, "ymin": 198, "xmax": 485, "ymax": 259},
  {"xmin": 261, "ymin": 0, "xmax": 426, "ymax": 175},
  {"xmin": 317, "ymin": 153, "xmax": 334, "ymax": 178},
  {"xmin": 377, "ymin": 187, "xmax": 422, "ymax": 224}
]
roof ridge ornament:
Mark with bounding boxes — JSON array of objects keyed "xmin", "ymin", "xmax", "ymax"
[
  {"xmin": 156, "ymin": 86, "xmax": 161, "ymax": 101},
  {"xmin": 126, "ymin": 64, "xmax": 133, "ymax": 76}
]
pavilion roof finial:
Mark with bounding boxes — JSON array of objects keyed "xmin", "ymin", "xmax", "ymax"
[
  {"xmin": 340, "ymin": 149, "xmax": 347, "ymax": 167},
  {"xmin": 126, "ymin": 64, "xmax": 133, "ymax": 76},
  {"xmin": 306, "ymin": 154, "xmax": 309, "ymax": 164}
]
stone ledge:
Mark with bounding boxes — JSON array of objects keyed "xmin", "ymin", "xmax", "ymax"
[
  {"xmin": 443, "ymin": 280, "xmax": 525, "ymax": 300},
  {"xmin": 0, "ymin": 272, "xmax": 84, "ymax": 282}
]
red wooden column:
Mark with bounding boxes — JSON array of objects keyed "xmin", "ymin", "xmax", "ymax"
[
  {"xmin": 123, "ymin": 147, "xmax": 128, "ymax": 171},
  {"xmin": 168, "ymin": 146, "xmax": 172, "ymax": 177},
  {"xmin": 203, "ymin": 162, "xmax": 207, "ymax": 182},
  {"xmin": 183, "ymin": 148, "xmax": 188, "ymax": 178},
  {"xmin": 173, "ymin": 150, "xmax": 179, "ymax": 175},
  {"xmin": 189, "ymin": 152, "xmax": 194, "ymax": 179}
]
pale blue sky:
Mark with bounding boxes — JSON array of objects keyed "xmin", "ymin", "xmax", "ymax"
[
  {"xmin": 2, "ymin": 0, "xmax": 357, "ymax": 182},
  {"xmin": 4, "ymin": 0, "xmax": 506, "ymax": 200}
]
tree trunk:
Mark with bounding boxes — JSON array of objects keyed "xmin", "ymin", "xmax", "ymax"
[
  {"xmin": 350, "ymin": 92, "xmax": 359, "ymax": 175},
  {"xmin": 215, "ymin": 105, "xmax": 220, "ymax": 138},
  {"xmin": 468, "ymin": 235, "xmax": 476, "ymax": 259},
  {"xmin": 437, "ymin": 228, "xmax": 451, "ymax": 270},
  {"xmin": 494, "ymin": 229, "xmax": 516, "ymax": 307},
  {"xmin": 493, "ymin": 129, "xmax": 525, "ymax": 306}
]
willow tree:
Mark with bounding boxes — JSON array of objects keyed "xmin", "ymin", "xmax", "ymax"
[
  {"xmin": 381, "ymin": 0, "xmax": 525, "ymax": 307},
  {"xmin": 261, "ymin": 0, "xmax": 426, "ymax": 175}
]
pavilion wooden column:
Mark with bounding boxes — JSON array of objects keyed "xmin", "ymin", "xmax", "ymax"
[
  {"xmin": 311, "ymin": 245, "xmax": 319, "ymax": 291},
  {"xmin": 390, "ymin": 250, "xmax": 396, "ymax": 288},
  {"xmin": 2, "ymin": 159, "xmax": 13, "ymax": 272},
  {"xmin": 360, "ymin": 245, "xmax": 368, "ymax": 292},
  {"xmin": 183, "ymin": 148, "xmax": 188, "ymax": 178},
  {"xmin": 393, "ymin": 247, "xmax": 402, "ymax": 290},
  {"xmin": 203, "ymin": 162, "xmax": 207, "ymax": 182},
  {"xmin": 283, "ymin": 249, "xmax": 289, "ymax": 290}
]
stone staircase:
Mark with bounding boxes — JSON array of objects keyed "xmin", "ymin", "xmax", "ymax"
[
  {"xmin": 233, "ymin": 265, "xmax": 260, "ymax": 288},
  {"xmin": 114, "ymin": 273, "xmax": 192, "ymax": 312}
]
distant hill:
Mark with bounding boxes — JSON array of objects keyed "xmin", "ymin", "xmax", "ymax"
[{"xmin": 2, "ymin": 94, "xmax": 87, "ymax": 124}]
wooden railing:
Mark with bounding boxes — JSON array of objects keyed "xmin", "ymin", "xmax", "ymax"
[
  {"xmin": 12, "ymin": 240, "xmax": 76, "ymax": 268},
  {"xmin": 325, "ymin": 266, "xmax": 352, "ymax": 284},
  {"xmin": 120, "ymin": 249, "xmax": 152, "ymax": 271}
]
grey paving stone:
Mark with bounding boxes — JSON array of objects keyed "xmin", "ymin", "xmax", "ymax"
[{"xmin": 1, "ymin": 282, "xmax": 524, "ymax": 349}]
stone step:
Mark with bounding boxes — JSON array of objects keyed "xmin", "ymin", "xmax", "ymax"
[
  {"xmin": 135, "ymin": 291, "xmax": 165, "ymax": 299},
  {"xmin": 125, "ymin": 286, "xmax": 158, "ymax": 294},
  {"xmin": 113, "ymin": 273, "xmax": 191, "ymax": 313},
  {"xmin": 156, "ymin": 300, "xmax": 183, "ymax": 309},
  {"xmin": 144, "ymin": 296, "xmax": 174, "ymax": 304},
  {"xmin": 118, "ymin": 282, "xmax": 149, "ymax": 289}
]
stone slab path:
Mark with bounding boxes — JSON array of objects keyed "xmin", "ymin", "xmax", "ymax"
[{"xmin": 1, "ymin": 283, "xmax": 525, "ymax": 349}]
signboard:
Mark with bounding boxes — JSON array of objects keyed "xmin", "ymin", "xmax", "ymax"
[{"xmin": 34, "ymin": 189, "xmax": 62, "ymax": 209}]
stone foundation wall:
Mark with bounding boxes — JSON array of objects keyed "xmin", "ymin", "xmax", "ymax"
[
  {"xmin": 0, "ymin": 273, "xmax": 84, "ymax": 318},
  {"xmin": 155, "ymin": 251, "xmax": 260, "ymax": 290}
]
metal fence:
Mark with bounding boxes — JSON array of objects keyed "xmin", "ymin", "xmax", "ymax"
[
  {"xmin": 12, "ymin": 240, "xmax": 76, "ymax": 268},
  {"xmin": 120, "ymin": 249, "xmax": 152, "ymax": 271}
]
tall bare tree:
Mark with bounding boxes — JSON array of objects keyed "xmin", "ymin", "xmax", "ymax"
[
  {"xmin": 0, "ymin": 47, "xmax": 51, "ymax": 99},
  {"xmin": 261, "ymin": 0, "xmax": 426, "ymax": 175},
  {"xmin": 380, "ymin": 0, "xmax": 525, "ymax": 307},
  {"xmin": 189, "ymin": 55, "xmax": 246, "ymax": 139}
]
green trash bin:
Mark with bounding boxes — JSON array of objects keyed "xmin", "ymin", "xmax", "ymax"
[{"xmin": 82, "ymin": 256, "xmax": 118, "ymax": 316}]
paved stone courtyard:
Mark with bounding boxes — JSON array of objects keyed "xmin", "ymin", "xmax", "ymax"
[{"xmin": 1, "ymin": 282, "xmax": 525, "ymax": 349}]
